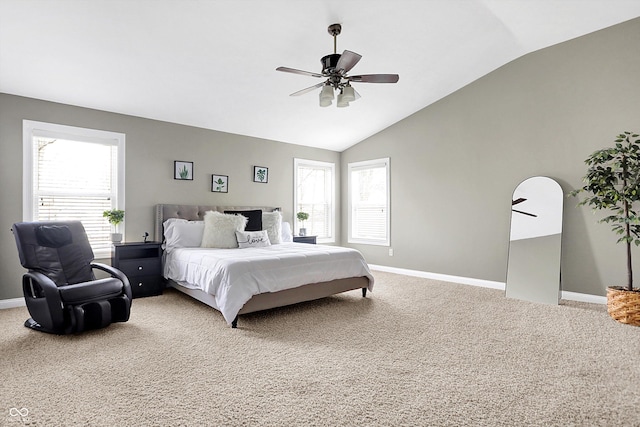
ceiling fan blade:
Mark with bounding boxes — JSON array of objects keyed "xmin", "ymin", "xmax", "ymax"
[
  {"xmin": 290, "ymin": 82, "xmax": 325, "ymax": 96},
  {"xmin": 276, "ymin": 67, "xmax": 323, "ymax": 78},
  {"xmin": 512, "ymin": 198, "xmax": 527, "ymax": 206},
  {"xmin": 512, "ymin": 209, "xmax": 537, "ymax": 218},
  {"xmin": 348, "ymin": 74, "xmax": 399, "ymax": 83},
  {"xmin": 336, "ymin": 50, "xmax": 362, "ymax": 74}
]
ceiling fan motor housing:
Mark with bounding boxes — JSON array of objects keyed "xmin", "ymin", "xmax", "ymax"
[{"xmin": 321, "ymin": 53, "xmax": 341, "ymax": 75}]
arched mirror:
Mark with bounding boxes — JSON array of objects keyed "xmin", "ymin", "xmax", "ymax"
[{"xmin": 506, "ymin": 177, "xmax": 563, "ymax": 304}]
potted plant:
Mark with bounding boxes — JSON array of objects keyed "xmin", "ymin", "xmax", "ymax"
[
  {"xmin": 103, "ymin": 209, "xmax": 125, "ymax": 243},
  {"xmin": 570, "ymin": 131, "xmax": 640, "ymax": 326},
  {"xmin": 296, "ymin": 211, "xmax": 309, "ymax": 237}
]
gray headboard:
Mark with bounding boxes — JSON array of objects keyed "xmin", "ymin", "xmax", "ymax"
[{"xmin": 154, "ymin": 204, "xmax": 277, "ymax": 241}]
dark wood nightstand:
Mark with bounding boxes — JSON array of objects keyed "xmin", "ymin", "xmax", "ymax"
[
  {"xmin": 293, "ymin": 235, "xmax": 317, "ymax": 244},
  {"xmin": 111, "ymin": 242, "xmax": 163, "ymax": 298}
]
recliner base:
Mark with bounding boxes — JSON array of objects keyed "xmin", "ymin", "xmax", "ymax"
[{"xmin": 24, "ymin": 317, "xmax": 58, "ymax": 334}]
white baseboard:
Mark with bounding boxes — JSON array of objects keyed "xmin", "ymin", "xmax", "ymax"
[
  {"xmin": 0, "ymin": 297, "xmax": 26, "ymax": 309},
  {"xmin": 368, "ymin": 264, "xmax": 606, "ymax": 305},
  {"xmin": 560, "ymin": 291, "xmax": 607, "ymax": 305}
]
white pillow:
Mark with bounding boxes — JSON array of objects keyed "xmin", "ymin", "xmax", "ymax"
[
  {"xmin": 281, "ymin": 221, "xmax": 293, "ymax": 243},
  {"xmin": 201, "ymin": 211, "xmax": 247, "ymax": 249},
  {"xmin": 262, "ymin": 211, "xmax": 282, "ymax": 244},
  {"xmin": 235, "ymin": 230, "xmax": 271, "ymax": 249},
  {"xmin": 163, "ymin": 218, "xmax": 205, "ymax": 249}
]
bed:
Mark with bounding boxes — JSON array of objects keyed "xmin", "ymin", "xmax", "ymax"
[{"xmin": 155, "ymin": 204, "xmax": 374, "ymax": 328}]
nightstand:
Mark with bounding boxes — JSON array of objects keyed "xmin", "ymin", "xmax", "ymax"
[
  {"xmin": 111, "ymin": 242, "xmax": 163, "ymax": 298},
  {"xmin": 293, "ymin": 235, "xmax": 317, "ymax": 244}
]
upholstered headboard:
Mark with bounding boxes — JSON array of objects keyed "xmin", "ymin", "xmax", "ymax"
[{"xmin": 154, "ymin": 204, "xmax": 278, "ymax": 241}]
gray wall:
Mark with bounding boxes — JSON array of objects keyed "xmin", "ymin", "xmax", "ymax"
[
  {"xmin": 0, "ymin": 94, "xmax": 339, "ymax": 299},
  {"xmin": 341, "ymin": 17, "xmax": 640, "ymax": 296},
  {"xmin": 2, "ymin": 18, "xmax": 639, "ymax": 301}
]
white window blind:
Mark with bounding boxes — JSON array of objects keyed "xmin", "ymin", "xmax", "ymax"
[
  {"xmin": 348, "ymin": 158, "xmax": 390, "ymax": 246},
  {"xmin": 23, "ymin": 121, "xmax": 125, "ymax": 259},
  {"xmin": 294, "ymin": 159, "xmax": 335, "ymax": 243}
]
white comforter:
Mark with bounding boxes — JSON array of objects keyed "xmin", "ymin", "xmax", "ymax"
[{"xmin": 164, "ymin": 243, "xmax": 374, "ymax": 324}]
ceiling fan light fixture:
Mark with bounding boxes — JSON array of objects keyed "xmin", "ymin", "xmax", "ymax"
[
  {"xmin": 336, "ymin": 92, "xmax": 349, "ymax": 108},
  {"xmin": 320, "ymin": 84, "xmax": 334, "ymax": 100},
  {"xmin": 342, "ymin": 85, "xmax": 356, "ymax": 103},
  {"xmin": 319, "ymin": 84, "xmax": 334, "ymax": 107}
]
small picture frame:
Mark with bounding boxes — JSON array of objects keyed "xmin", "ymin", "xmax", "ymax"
[
  {"xmin": 174, "ymin": 161, "xmax": 193, "ymax": 180},
  {"xmin": 211, "ymin": 174, "xmax": 228, "ymax": 193},
  {"xmin": 253, "ymin": 166, "xmax": 268, "ymax": 183}
]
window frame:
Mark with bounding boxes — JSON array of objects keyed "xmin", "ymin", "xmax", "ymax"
[
  {"xmin": 293, "ymin": 158, "xmax": 336, "ymax": 244},
  {"xmin": 23, "ymin": 120, "xmax": 126, "ymax": 259},
  {"xmin": 347, "ymin": 157, "xmax": 391, "ymax": 246}
]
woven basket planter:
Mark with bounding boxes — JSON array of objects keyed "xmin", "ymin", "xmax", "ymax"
[{"xmin": 607, "ymin": 286, "xmax": 640, "ymax": 326}]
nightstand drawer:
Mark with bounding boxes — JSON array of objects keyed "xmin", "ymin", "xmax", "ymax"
[
  {"xmin": 129, "ymin": 275, "xmax": 163, "ymax": 298},
  {"xmin": 118, "ymin": 258, "xmax": 161, "ymax": 278},
  {"xmin": 293, "ymin": 235, "xmax": 317, "ymax": 244}
]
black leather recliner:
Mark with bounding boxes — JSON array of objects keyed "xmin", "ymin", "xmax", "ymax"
[{"xmin": 12, "ymin": 220, "xmax": 132, "ymax": 334}]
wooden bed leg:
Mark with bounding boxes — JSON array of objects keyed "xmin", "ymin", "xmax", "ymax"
[
  {"xmin": 231, "ymin": 316, "xmax": 238, "ymax": 328},
  {"xmin": 362, "ymin": 288, "xmax": 367, "ymax": 297}
]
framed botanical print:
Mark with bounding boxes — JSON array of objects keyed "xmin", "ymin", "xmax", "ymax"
[
  {"xmin": 211, "ymin": 174, "xmax": 228, "ymax": 193},
  {"xmin": 174, "ymin": 161, "xmax": 193, "ymax": 180},
  {"xmin": 253, "ymin": 166, "xmax": 268, "ymax": 183}
]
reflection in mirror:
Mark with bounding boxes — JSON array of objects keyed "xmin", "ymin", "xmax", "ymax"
[{"xmin": 506, "ymin": 176, "xmax": 563, "ymax": 305}]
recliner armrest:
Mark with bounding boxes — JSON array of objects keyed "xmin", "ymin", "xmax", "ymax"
[
  {"xmin": 58, "ymin": 277, "xmax": 124, "ymax": 304},
  {"xmin": 91, "ymin": 262, "xmax": 132, "ymax": 302},
  {"xmin": 22, "ymin": 271, "xmax": 65, "ymax": 331}
]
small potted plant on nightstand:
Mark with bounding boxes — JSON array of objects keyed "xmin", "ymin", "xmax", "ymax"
[
  {"xmin": 103, "ymin": 209, "xmax": 125, "ymax": 243},
  {"xmin": 296, "ymin": 211, "xmax": 309, "ymax": 236},
  {"xmin": 570, "ymin": 131, "xmax": 640, "ymax": 326}
]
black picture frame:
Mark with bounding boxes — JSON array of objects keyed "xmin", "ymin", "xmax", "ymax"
[
  {"xmin": 253, "ymin": 166, "xmax": 268, "ymax": 183},
  {"xmin": 174, "ymin": 161, "xmax": 193, "ymax": 180},
  {"xmin": 211, "ymin": 174, "xmax": 229, "ymax": 193}
]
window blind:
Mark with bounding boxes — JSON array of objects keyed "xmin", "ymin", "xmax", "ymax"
[{"xmin": 348, "ymin": 159, "xmax": 390, "ymax": 245}]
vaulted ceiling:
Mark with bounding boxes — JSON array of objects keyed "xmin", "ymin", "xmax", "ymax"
[{"xmin": 1, "ymin": 1, "xmax": 639, "ymax": 151}]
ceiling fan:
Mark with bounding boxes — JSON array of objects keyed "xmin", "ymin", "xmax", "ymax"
[
  {"xmin": 512, "ymin": 198, "xmax": 537, "ymax": 217},
  {"xmin": 276, "ymin": 23, "xmax": 399, "ymax": 108}
]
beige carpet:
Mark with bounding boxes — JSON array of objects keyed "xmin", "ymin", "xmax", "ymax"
[{"xmin": 1, "ymin": 271, "xmax": 640, "ymax": 426}]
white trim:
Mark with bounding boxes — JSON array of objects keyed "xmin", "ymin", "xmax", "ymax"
[
  {"xmin": 369, "ymin": 264, "xmax": 606, "ymax": 304},
  {"xmin": 369, "ymin": 264, "xmax": 505, "ymax": 289},
  {"xmin": 560, "ymin": 291, "xmax": 607, "ymax": 305},
  {"xmin": 0, "ymin": 297, "xmax": 26, "ymax": 309},
  {"xmin": 22, "ymin": 120, "xmax": 126, "ymax": 259}
]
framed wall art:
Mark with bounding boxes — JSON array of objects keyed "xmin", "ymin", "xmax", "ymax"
[
  {"xmin": 174, "ymin": 161, "xmax": 193, "ymax": 180},
  {"xmin": 253, "ymin": 166, "xmax": 268, "ymax": 183},
  {"xmin": 211, "ymin": 174, "xmax": 228, "ymax": 193}
]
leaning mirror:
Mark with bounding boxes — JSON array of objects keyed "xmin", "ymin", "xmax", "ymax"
[{"xmin": 506, "ymin": 176, "xmax": 563, "ymax": 304}]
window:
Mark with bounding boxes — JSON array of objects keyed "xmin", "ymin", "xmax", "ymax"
[
  {"xmin": 23, "ymin": 121, "xmax": 125, "ymax": 258},
  {"xmin": 294, "ymin": 158, "xmax": 335, "ymax": 243},
  {"xmin": 348, "ymin": 158, "xmax": 390, "ymax": 246}
]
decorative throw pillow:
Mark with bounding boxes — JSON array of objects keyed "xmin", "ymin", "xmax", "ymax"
[
  {"xmin": 201, "ymin": 211, "xmax": 247, "ymax": 249},
  {"xmin": 224, "ymin": 209, "xmax": 262, "ymax": 231},
  {"xmin": 235, "ymin": 230, "xmax": 271, "ymax": 249},
  {"xmin": 262, "ymin": 211, "xmax": 282, "ymax": 244}
]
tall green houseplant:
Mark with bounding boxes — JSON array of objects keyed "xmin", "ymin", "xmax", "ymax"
[{"xmin": 570, "ymin": 132, "xmax": 640, "ymax": 292}]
